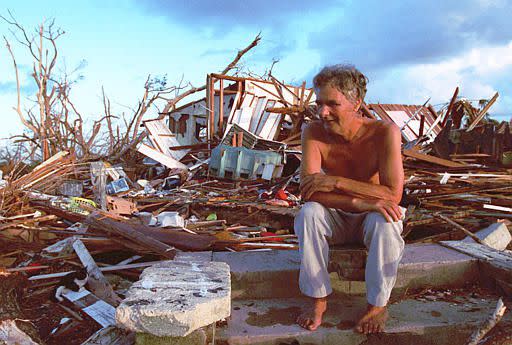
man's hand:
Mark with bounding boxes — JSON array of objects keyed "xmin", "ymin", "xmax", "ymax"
[
  {"xmin": 300, "ymin": 173, "xmax": 339, "ymax": 201},
  {"xmin": 354, "ymin": 198, "xmax": 402, "ymax": 223}
]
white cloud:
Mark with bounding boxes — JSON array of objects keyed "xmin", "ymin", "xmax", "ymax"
[{"xmin": 367, "ymin": 40, "xmax": 512, "ymax": 119}]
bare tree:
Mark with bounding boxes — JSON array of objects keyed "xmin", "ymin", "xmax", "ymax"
[
  {"xmin": 2, "ymin": 12, "xmax": 105, "ymax": 160},
  {"xmin": 3, "ymin": 11, "xmax": 262, "ymax": 163}
]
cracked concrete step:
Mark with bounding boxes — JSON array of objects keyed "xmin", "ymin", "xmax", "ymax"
[
  {"xmin": 216, "ymin": 295, "xmax": 511, "ymax": 345},
  {"xmin": 209, "ymin": 244, "xmax": 480, "ymax": 299}
]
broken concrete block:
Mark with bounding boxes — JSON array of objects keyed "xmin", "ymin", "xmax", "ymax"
[
  {"xmin": 116, "ymin": 260, "xmax": 230, "ymax": 337},
  {"xmin": 462, "ymin": 222, "xmax": 512, "ymax": 250}
]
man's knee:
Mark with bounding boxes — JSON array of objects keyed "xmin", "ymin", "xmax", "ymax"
[
  {"xmin": 364, "ymin": 212, "xmax": 387, "ymax": 227},
  {"xmin": 363, "ymin": 212, "xmax": 402, "ymax": 238},
  {"xmin": 294, "ymin": 202, "xmax": 327, "ymax": 234}
]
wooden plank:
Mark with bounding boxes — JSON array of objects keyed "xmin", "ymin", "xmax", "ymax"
[
  {"xmin": 209, "ymin": 74, "xmax": 215, "ymax": 140},
  {"xmin": 73, "ymin": 239, "xmax": 122, "ymax": 306},
  {"xmin": 218, "ymin": 78, "xmax": 224, "ymax": 137},
  {"xmin": 403, "ymin": 149, "xmax": 467, "ymax": 168},
  {"xmin": 87, "ymin": 214, "xmax": 177, "ymax": 259},
  {"xmin": 29, "ymin": 260, "xmax": 167, "ymax": 281},
  {"xmin": 33, "ymin": 151, "xmax": 69, "ymax": 172},
  {"xmin": 441, "ymin": 87, "xmax": 459, "ymax": 127},
  {"xmin": 467, "ymin": 92, "xmax": 499, "ymax": 131},
  {"xmin": 433, "ymin": 214, "xmax": 484, "ymax": 244},
  {"xmin": 63, "ymin": 289, "xmax": 116, "ymax": 327},
  {"xmin": 143, "ymin": 118, "xmax": 188, "ymax": 160},
  {"xmin": 137, "ymin": 143, "xmax": 188, "ymax": 170},
  {"xmin": 249, "ymin": 80, "xmax": 286, "ymax": 102}
]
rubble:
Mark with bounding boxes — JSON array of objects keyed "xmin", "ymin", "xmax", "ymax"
[{"xmin": 0, "ymin": 53, "xmax": 510, "ymax": 344}]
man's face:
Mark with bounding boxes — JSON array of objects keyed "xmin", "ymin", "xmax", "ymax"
[{"xmin": 315, "ymin": 84, "xmax": 361, "ymax": 135}]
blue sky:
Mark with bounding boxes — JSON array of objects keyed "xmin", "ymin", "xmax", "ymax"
[{"xmin": 1, "ymin": 0, "xmax": 511, "ymax": 142}]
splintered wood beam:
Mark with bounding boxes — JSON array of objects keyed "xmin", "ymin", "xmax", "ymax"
[
  {"xmin": 86, "ymin": 214, "xmax": 177, "ymax": 259},
  {"xmin": 467, "ymin": 92, "xmax": 499, "ymax": 132},
  {"xmin": 209, "ymin": 75, "xmax": 215, "ymax": 140},
  {"xmin": 265, "ymin": 105, "xmax": 313, "ymax": 114},
  {"xmin": 432, "ymin": 214, "xmax": 484, "ymax": 245},
  {"xmin": 29, "ymin": 261, "xmax": 167, "ymax": 281},
  {"xmin": 137, "ymin": 144, "xmax": 188, "ymax": 170},
  {"xmin": 466, "ymin": 298, "xmax": 506, "ymax": 345},
  {"xmin": 299, "ymin": 81, "xmax": 306, "ymax": 108},
  {"xmin": 418, "ymin": 114, "xmax": 425, "ymax": 137},
  {"xmin": 403, "ymin": 149, "xmax": 467, "ymax": 168},
  {"xmin": 72, "ymin": 239, "xmax": 122, "ymax": 307},
  {"xmin": 219, "ymin": 78, "xmax": 224, "ymax": 137},
  {"xmin": 33, "ymin": 151, "xmax": 69, "ymax": 172},
  {"xmin": 441, "ymin": 86, "xmax": 459, "ymax": 127}
]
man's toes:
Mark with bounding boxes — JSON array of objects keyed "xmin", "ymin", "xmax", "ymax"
[
  {"xmin": 370, "ymin": 323, "xmax": 378, "ymax": 334},
  {"xmin": 366, "ymin": 323, "xmax": 372, "ymax": 334},
  {"xmin": 362, "ymin": 322, "xmax": 369, "ymax": 334},
  {"xmin": 308, "ymin": 322, "xmax": 319, "ymax": 331}
]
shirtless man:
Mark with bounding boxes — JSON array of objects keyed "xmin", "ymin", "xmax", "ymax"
[{"xmin": 295, "ymin": 64, "xmax": 405, "ymax": 334}]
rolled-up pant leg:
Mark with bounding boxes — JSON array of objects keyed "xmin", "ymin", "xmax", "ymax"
[
  {"xmin": 362, "ymin": 211, "xmax": 405, "ymax": 307},
  {"xmin": 294, "ymin": 202, "xmax": 347, "ymax": 298}
]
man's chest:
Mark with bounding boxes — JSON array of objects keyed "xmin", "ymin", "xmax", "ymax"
[{"xmin": 319, "ymin": 142, "xmax": 379, "ymax": 181}]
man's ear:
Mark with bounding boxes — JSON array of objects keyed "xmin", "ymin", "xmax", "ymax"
[{"xmin": 354, "ymin": 99, "xmax": 362, "ymax": 112}]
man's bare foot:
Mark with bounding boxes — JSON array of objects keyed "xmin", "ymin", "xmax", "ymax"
[
  {"xmin": 296, "ymin": 297, "xmax": 327, "ymax": 331},
  {"xmin": 355, "ymin": 304, "xmax": 388, "ymax": 334}
]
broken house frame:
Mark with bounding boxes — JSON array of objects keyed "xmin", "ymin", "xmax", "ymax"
[
  {"xmin": 159, "ymin": 74, "xmax": 315, "ymax": 179},
  {"xmin": 166, "ymin": 73, "xmax": 315, "ymax": 146}
]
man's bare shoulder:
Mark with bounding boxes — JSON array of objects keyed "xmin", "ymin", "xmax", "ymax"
[
  {"xmin": 302, "ymin": 121, "xmax": 326, "ymax": 140},
  {"xmin": 365, "ymin": 119, "xmax": 400, "ymax": 140}
]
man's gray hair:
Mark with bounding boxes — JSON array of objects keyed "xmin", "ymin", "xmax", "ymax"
[{"xmin": 313, "ymin": 64, "xmax": 368, "ymax": 102}]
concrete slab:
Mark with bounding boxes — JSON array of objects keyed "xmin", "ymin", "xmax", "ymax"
[
  {"xmin": 395, "ymin": 243, "xmax": 480, "ymax": 290},
  {"xmin": 135, "ymin": 328, "xmax": 206, "ymax": 345},
  {"xmin": 116, "ymin": 260, "xmax": 230, "ymax": 337},
  {"xmin": 217, "ymin": 295, "xmax": 512, "ymax": 345},
  {"xmin": 213, "ymin": 250, "xmax": 301, "ymax": 299},
  {"xmin": 209, "ymin": 244, "xmax": 479, "ymax": 299}
]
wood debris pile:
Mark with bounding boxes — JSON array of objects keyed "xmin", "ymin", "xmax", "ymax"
[
  {"xmin": 0, "ymin": 69, "xmax": 511, "ymax": 344},
  {"xmin": 387, "ymin": 89, "xmax": 512, "ymax": 244}
]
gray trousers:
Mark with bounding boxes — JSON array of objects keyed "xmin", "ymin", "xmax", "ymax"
[{"xmin": 294, "ymin": 202, "xmax": 405, "ymax": 307}]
